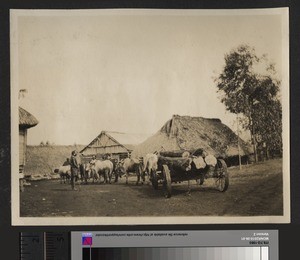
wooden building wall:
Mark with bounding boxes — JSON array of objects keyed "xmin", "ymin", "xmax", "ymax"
[
  {"xmin": 19, "ymin": 128, "xmax": 27, "ymax": 174},
  {"xmin": 81, "ymin": 152, "xmax": 130, "ymax": 164},
  {"xmin": 83, "ymin": 133, "xmax": 130, "ymax": 156}
]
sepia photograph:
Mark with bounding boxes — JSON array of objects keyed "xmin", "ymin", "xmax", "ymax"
[{"xmin": 10, "ymin": 8, "xmax": 289, "ymax": 225}]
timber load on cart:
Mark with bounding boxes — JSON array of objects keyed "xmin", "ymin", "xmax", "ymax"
[{"xmin": 151, "ymin": 148, "xmax": 229, "ymax": 198}]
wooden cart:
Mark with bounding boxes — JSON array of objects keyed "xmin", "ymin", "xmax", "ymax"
[{"xmin": 150, "ymin": 150, "xmax": 229, "ymax": 198}]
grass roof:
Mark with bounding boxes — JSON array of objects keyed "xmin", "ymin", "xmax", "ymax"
[
  {"xmin": 19, "ymin": 107, "xmax": 39, "ymax": 129},
  {"xmin": 132, "ymin": 115, "xmax": 253, "ymax": 158}
]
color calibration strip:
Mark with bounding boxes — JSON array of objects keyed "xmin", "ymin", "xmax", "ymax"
[
  {"xmin": 72, "ymin": 230, "xmax": 277, "ymax": 260},
  {"xmin": 82, "ymin": 247, "xmax": 269, "ymax": 260}
]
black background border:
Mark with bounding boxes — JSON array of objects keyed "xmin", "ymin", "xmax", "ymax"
[{"xmin": 0, "ymin": 1, "xmax": 299, "ymax": 259}]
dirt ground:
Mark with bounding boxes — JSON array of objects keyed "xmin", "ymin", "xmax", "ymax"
[{"xmin": 20, "ymin": 159, "xmax": 283, "ymax": 217}]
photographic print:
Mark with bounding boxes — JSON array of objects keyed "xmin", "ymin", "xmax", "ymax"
[{"xmin": 11, "ymin": 8, "xmax": 289, "ymax": 225}]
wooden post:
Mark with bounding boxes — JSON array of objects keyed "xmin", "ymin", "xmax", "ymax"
[{"xmin": 236, "ymin": 114, "xmax": 242, "ymax": 170}]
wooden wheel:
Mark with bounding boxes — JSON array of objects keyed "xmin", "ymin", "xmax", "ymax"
[
  {"xmin": 162, "ymin": 164, "xmax": 172, "ymax": 198},
  {"xmin": 214, "ymin": 159, "xmax": 229, "ymax": 192},
  {"xmin": 151, "ymin": 169, "xmax": 159, "ymax": 190},
  {"xmin": 199, "ymin": 174, "xmax": 205, "ymax": 185}
]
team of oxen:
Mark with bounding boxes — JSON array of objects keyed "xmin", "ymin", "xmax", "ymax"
[{"xmin": 54, "ymin": 153, "xmax": 158, "ymax": 186}]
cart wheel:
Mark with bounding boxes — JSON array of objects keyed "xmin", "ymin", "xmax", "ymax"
[
  {"xmin": 151, "ymin": 169, "xmax": 159, "ymax": 190},
  {"xmin": 215, "ymin": 159, "xmax": 229, "ymax": 192},
  {"xmin": 199, "ymin": 175, "xmax": 205, "ymax": 185},
  {"xmin": 162, "ymin": 165, "xmax": 172, "ymax": 198}
]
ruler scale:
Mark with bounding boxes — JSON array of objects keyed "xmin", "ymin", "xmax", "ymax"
[
  {"xmin": 20, "ymin": 232, "xmax": 44, "ymax": 260},
  {"xmin": 20, "ymin": 232, "xmax": 70, "ymax": 260},
  {"xmin": 45, "ymin": 232, "xmax": 70, "ymax": 260}
]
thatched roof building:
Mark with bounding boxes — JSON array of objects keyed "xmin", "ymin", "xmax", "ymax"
[
  {"xmin": 19, "ymin": 106, "xmax": 39, "ymax": 129},
  {"xmin": 19, "ymin": 107, "xmax": 39, "ymax": 178},
  {"xmin": 132, "ymin": 115, "xmax": 252, "ymax": 159}
]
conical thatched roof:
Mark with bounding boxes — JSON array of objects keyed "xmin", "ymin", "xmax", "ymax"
[
  {"xmin": 19, "ymin": 107, "xmax": 39, "ymax": 129},
  {"xmin": 131, "ymin": 115, "xmax": 252, "ymax": 158}
]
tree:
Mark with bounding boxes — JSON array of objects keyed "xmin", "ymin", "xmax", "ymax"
[
  {"xmin": 251, "ymin": 97, "xmax": 282, "ymax": 158},
  {"xmin": 215, "ymin": 45, "xmax": 282, "ymax": 161}
]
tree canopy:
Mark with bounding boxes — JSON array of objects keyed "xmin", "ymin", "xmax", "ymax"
[{"xmin": 215, "ymin": 45, "xmax": 282, "ymax": 159}]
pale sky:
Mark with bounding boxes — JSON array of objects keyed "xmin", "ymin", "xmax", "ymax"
[{"xmin": 12, "ymin": 9, "xmax": 286, "ymax": 145}]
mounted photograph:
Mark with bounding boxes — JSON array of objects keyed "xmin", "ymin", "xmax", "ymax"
[{"xmin": 10, "ymin": 8, "xmax": 289, "ymax": 225}]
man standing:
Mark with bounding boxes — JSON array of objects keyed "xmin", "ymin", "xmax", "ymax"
[
  {"xmin": 90, "ymin": 155, "xmax": 97, "ymax": 166},
  {"xmin": 70, "ymin": 150, "xmax": 79, "ymax": 190}
]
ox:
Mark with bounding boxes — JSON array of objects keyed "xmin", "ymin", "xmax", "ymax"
[
  {"xmin": 114, "ymin": 160, "xmax": 124, "ymax": 183},
  {"xmin": 54, "ymin": 165, "xmax": 71, "ymax": 184},
  {"xmin": 87, "ymin": 160, "xmax": 114, "ymax": 184},
  {"xmin": 110, "ymin": 158, "xmax": 120, "ymax": 182},
  {"xmin": 116, "ymin": 158, "xmax": 144, "ymax": 185},
  {"xmin": 76, "ymin": 154, "xmax": 86, "ymax": 182},
  {"xmin": 143, "ymin": 153, "xmax": 158, "ymax": 185},
  {"xmin": 80, "ymin": 163, "xmax": 93, "ymax": 184}
]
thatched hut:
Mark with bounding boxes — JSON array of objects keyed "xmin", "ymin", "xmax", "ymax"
[
  {"xmin": 131, "ymin": 115, "xmax": 253, "ymax": 166},
  {"xmin": 19, "ymin": 107, "xmax": 39, "ymax": 176}
]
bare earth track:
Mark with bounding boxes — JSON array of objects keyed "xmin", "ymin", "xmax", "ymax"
[{"xmin": 20, "ymin": 159, "xmax": 283, "ymax": 217}]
